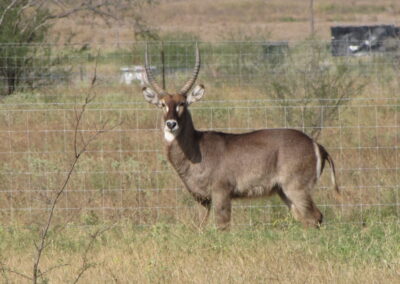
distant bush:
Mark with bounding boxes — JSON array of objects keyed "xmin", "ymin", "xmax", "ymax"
[
  {"xmin": 0, "ymin": 0, "xmax": 158, "ymax": 95},
  {"xmin": 260, "ymin": 41, "xmax": 367, "ymax": 138},
  {"xmin": 0, "ymin": 1, "xmax": 52, "ymax": 95}
]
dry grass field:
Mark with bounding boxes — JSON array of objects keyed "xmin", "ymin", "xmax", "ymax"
[
  {"xmin": 52, "ymin": 0, "xmax": 400, "ymax": 43},
  {"xmin": 0, "ymin": 41, "xmax": 399, "ymax": 282},
  {"xmin": 1, "ymin": 1, "xmax": 400, "ymax": 283},
  {"xmin": 2, "ymin": 223, "xmax": 400, "ymax": 283}
]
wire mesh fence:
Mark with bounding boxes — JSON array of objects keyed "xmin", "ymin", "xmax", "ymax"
[{"xmin": 0, "ymin": 41, "xmax": 399, "ymax": 227}]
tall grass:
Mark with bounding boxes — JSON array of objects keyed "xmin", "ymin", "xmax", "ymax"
[{"xmin": 1, "ymin": 222, "xmax": 399, "ymax": 282}]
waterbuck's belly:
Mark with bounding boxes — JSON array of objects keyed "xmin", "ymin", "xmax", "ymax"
[
  {"xmin": 232, "ymin": 185, "xmax": 272, "ymax": 198},
  {"xmin": 232, "ymin": 174, "xmax": 278, "ymax": 198}
]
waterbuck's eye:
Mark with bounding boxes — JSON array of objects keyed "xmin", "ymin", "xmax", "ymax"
[
  {"xmin": 176, "ymin": 103, "xmax": 185, "ymax": 112},
  {"xmin": 161, "ymin": 103, "xmax": 168, "ymax": 113}
]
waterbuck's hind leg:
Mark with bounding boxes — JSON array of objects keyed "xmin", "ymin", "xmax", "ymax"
[
  {"xmin": 276, "ymin": 186, "xmax": 291, "ymax": 207},
  {"xmin": 281, "ymin": 186, "xmax": 323, "ymax": 228}
]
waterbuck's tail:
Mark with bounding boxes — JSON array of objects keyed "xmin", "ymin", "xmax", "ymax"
[{"xmin": 318, "ymin": 144, "xmax": 340, "ymax": 195}]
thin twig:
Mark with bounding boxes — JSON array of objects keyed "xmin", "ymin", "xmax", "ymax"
[
  {"xmin": 39, "ymin": 263, "xmax": 70, "ymax": 278},
  {"xmin": 0, "ymin": 263, "xmax": 32, "ymax": 281},
  {"xmin": 32, "ymin": 151, "xmax": 81, "ymax": 283},
  {"xmin": 72, "ymin": 225, "xmax": 114, "ymax": 284},
  {"xmin": 31, "ymin": 53, "xmax": 109, "ymax": 284},
  {"xmin": 0, "ymin": 0, "xmax": 19, "ymax": 27}
]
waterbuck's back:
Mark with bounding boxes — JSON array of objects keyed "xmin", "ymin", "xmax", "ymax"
[{"xmin": 199, "ymin": 128, "xmax": 318, "ymax": 197}]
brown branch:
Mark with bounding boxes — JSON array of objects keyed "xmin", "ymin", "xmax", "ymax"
[
  {"xmin": 72, "ymin": 226, "xmax": 113, "ymax": 284},
  {"xmin": 39, "ymin": 263, "xmax": 70, "ymax": 279},
  {"xmin": 0, "ymin": 263, "xmax": 32, "ymax": 281},
  {"xmin": 32, "ymin": 151, "xmax": 82, "ymax": 284},
  {"xmin": 74, "ymin": 49, "xmax": 99, "ymax": 157},
  {"xmin": 31, "ymin": 53, "xmax": 106, "ymax": 284},
  {"xmin": 28, "ymin": 1, "xmax": 119, "ymax": 36},
  {"xmin": 13, "ymin": 0, "xmax": 36, "ymax": 34}
]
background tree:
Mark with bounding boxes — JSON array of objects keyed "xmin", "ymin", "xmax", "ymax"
[{"xmin": 0, "ymin": 0, "xmax": 157, "ymax": 95}]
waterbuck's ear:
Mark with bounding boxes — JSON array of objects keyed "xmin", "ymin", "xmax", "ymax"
[
  {"xmin": 186, "ymin": 84, "xmax": 205, "ymax": 105},
  {"xmin": 142, "ymin": 87, "xmax": 161, "ymax": 107}
]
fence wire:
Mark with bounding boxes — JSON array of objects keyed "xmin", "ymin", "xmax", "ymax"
[{"xmin": 0, "ymin": 41, "xmax": 399, "ymax": 227}]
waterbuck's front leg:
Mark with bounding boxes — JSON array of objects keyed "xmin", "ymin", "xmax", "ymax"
[
  {"xmin": 199, "ymin": 204, "xmax": 211, "ymax": 228},
  {"xmin": 198, "ymin": 198, "xmax": 211, "ymax": 228},
  {"xmin": 212, "ymin": 189, "xmax": 232, "ymax": 231}
]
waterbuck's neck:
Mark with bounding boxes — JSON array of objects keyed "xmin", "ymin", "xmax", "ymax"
[{"xmin": 166, "ymin": 110, "xmax": 202, "ymax": 170}]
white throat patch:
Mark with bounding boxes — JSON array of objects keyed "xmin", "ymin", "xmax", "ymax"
[{"xmin": 164, "ymin": 128, "xmax": 178, "ymax": 142}]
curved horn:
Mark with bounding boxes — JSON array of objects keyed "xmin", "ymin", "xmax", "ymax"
[
  {"xmin": 178, "ymin": 42, "xmax": 201, "ymax": 95},
  {"xmin": 144, "ymin": 43, "xmax": 168, "ymax": 96}
]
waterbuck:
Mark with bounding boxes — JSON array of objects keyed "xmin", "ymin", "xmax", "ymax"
[{"xmin": 142, "ymin": 44, "xmax": 339, "ymax": 230}]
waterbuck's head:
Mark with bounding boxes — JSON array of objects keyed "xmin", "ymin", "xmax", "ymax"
[{"xmin": 142, "ymin": 43, "xmax": 205, "ymax": 142}]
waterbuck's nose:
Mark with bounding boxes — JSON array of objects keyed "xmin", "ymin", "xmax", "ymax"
[{"xmin": 166, "ymin": 120, "xmax": 177, "ymax": 130}]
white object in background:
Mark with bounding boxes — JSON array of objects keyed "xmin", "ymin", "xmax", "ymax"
[{"xmin": 120, "ymin": 66, "xmax": 155, "ymax": 85}]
